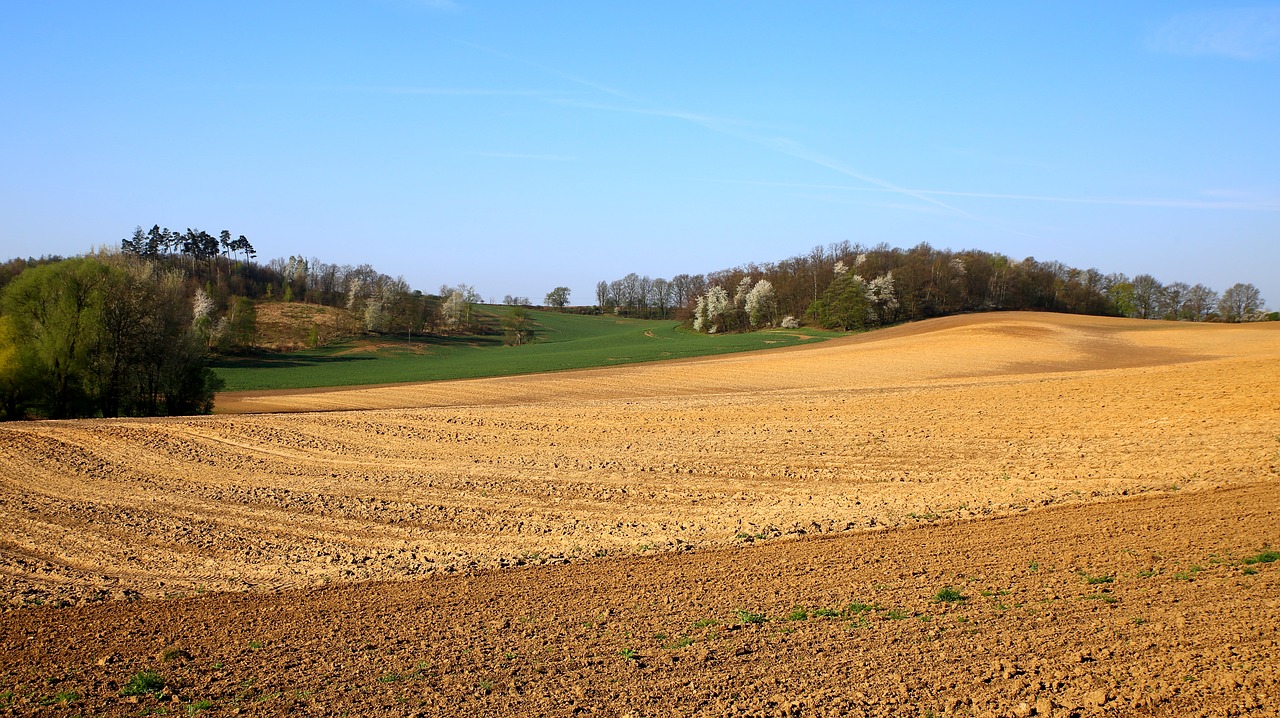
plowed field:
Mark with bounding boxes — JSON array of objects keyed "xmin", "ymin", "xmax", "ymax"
[{"xmin": 1, "ymin": 312, "xmax": 1278, "ymax": 716}]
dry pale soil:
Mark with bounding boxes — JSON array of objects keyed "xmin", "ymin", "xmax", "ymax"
[{"xmin": 0, "ymin": 312, "xmax": 1278, "ymax": 717}]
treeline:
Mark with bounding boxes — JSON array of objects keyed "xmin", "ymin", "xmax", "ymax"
[
  {"xmin": 593, "ymin": 274, "xmax": 708, "ymax": 320},
  {"xmin": 120, "ymin": 225, "xmax": 494, "ymax": 340},
  {"xmin": 598, "ymin": 242, "xmax": 1270, "ymax": 331},
  {"xmin": 0, "ymin": 224, "xmax": 494, "ymax": 420},
  {"xmin": 0, "ymin": 251, "xmax": 222, "ymax": 420}
]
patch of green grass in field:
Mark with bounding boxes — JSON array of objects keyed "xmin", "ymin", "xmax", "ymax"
[
  {"xmin": 212, "ymin": 308, "xmax": 840, "ymax": 392},
  {"xmin": 120, "ymin": 671, "xmax": 166, "ymax": 698},
  {"xmin": 1242, "ymin": 550, "xmax": 1280, "ymax": 565}
]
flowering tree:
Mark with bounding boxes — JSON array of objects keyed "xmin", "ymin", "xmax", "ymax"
[
  {"xmin": 705, "ymin": 286, "xmax": 729, "ymax": 332},
  {"xmin": 745, "ymin": 279, "xmax": 776, "ymax": 328},
  {"xmin": 866, "ymin": 272, "xmax": 899, "ymax": 325},
  {"xmin": 692, "ymin": 285, "xmax": 732, "ymax": 333},
  {"xmin": 441, "ymin": 290, "xmax": 469, "ymax": 329}
]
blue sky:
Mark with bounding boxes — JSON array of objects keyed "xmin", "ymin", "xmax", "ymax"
[{"xmin": 2, "ymin": 1, "xmax": 1277, "ymax": 307}]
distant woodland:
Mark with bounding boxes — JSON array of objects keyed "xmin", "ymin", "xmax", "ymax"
[
  {"xmin": 596, "ymin": 241, "xmax": 1270, "ymax": 332},
  {"xmin": 0, "ymin": 228, "xmax": 1270, "ymax": 421}
]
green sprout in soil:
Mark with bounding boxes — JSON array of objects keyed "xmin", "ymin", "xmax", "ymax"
[
  {"xmin": 40, "ymin": 691, "xmax": 79, "ymax": 707},
  {"xmin": 1174, "ymin": 565, "xmax": 1203, "ymax": 581},
  {"xmin": 933, "ymin": 586, "xmax": 966, "ymax": 603},
  {"xmin": 120, "ymin": 670, "xmax": 166, "ymax": 697},
  {"xmin": 664, "ymin": 635, "xmax": 695, "ymax": 649},
  {"xmin": 1242, "ymin": 550, "xmax": 1280, "ymax": 565},
  {"xmin": 844, "ymin": 601, "xmax": 881, "ymax": 615}
]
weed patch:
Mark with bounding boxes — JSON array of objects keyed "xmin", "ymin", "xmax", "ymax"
[
  {"xmin": 120, "ymin": 670, "xmax": 166, "ymax": 698},
  {"xmin": 40, "ymin": 690, "xmax": 79, "ymax": 707},
  {"xmin": 664, "ymin": 635, "xmax": 695, "ymax": 649},
  {"xmin": 843, "ymin": 601, "xmax": 882, "ymax": 615},
  {"xmin": 1241, "ymin": 550, "xmax": 1279, "ymax": 565},
  {"xmin": 1174, "ymin": 565, "xmax": 1203, "ymax": 581}
]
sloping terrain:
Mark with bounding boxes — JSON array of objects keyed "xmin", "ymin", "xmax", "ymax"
[
  {"xmin": 0, "ymin": 312, "xmax": 1277, "ymax": 715},
  {"xmin": 213, "ymin": 311, "xmax": 1276, "ymax": 413},
  {"xmin": 2, "ymin": 483, "xmax": 1277, "ymax": 717},
  {"xmin": 249, "ymin": 301, "xmax": 358, "ymax": 351}
]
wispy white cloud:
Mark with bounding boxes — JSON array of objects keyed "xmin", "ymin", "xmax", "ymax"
[
  {"xmin": 1148, "ymin": 6, "xmax": 1280, "ymax": 60},
  {"xmin": 711, "ymin": 180, "xmax": 1280, "ymax": 212},
  {"xmin": 791, "ymin": 192, "xmax": 958, "ymax": 217},
  {"xmin": 899, "ymin": 188, "xmax": 1280, "ymax": 211},
  {"xmin": 456, "ymin": 44, "xmax": 971, "ymax": 217},
  {"xmin": 553, "ymin": 99, "xmax": 971, "ymax": 217},
  {"xmin": 737, "ymin": 136, "xmax": 972, "ymax": 217}
]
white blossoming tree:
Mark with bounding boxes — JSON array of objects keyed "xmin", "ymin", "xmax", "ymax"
[
  {"xmin": 441, "ymin": 290, "xmax": 469, "ymax": 329},
  {"xmin": 745, "ymin": 279, "xmax": 776, "ymax": 328},
  {"xmin": 866, "ymin": 272, "xmax": 899, "ymax": 326},
  {"xmin": 690, "ymin": 285, "xmax": 732, "ymax": 333}
]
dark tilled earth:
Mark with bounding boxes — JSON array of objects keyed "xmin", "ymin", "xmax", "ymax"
[{"xmin": 2, "ymin": 482, "xmax": 1277, "ymax": 717}]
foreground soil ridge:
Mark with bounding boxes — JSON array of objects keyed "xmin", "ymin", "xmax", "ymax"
[{"xmin": 1, "ymin": 484, "xmax": 1277, "ymax": 716}]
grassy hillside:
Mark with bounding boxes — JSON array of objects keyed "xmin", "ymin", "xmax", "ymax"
[
  {"xmin": 213, "ymin": 307, "xmax": 839, "ymax": 391},
  {"xmin": 251, "ymin": 301, "xmax": 359, "ymax": 351}
]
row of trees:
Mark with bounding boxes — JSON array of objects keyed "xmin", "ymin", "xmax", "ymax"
[
  {"xmin": 123, "ymin": 225, "xmax": 257, "ymax": 273},
  {"xmin": 0, "ymin": 223, "xmax": 505, "ymax": 419},
  {"xmin": 691, "ymin": 277, "xmax": 778, "ymax": 333},
  {"xmin": 594, "ymin": 273, "xmax": 709, "ymax": 319},
  {"xmin": 0, "ymin": 251, "xmax": 222, "ymax": 420},
  {"xmin": 1108, "ymin": 274, "xmax": 1265, "ymax": 323},
  {"xmin": 604, "ymin": 242, "xmax": 1269, "ymax": 333},
  {"xmin": 121, "ymin": 225, "xmax": 500, "ymax": 343}
]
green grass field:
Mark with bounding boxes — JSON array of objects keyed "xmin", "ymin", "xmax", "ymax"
[{"xmin": 212, "ymin": 308, "xmax": 841, "ymax": 392}]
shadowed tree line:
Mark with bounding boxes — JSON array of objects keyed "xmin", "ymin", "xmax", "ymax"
[
  {"xmin": 0, "ymin": 251, "xmax": 220, "ymax": 420},
  {"xmin": 0, "ymin": 225, "xmax": 489, "ymax": 420},
  {"xmin": 598, "ymin": 242, "xmax": 1269, "ymax": 332}
]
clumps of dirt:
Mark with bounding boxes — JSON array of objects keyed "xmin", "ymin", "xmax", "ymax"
[
  {"xmin": 2, "ymin": 314, "xmax": 1278, "ymax": 607},
  {"xmin": 0, "ymin": 483, "xmax": 1275, "ymax": 716}
]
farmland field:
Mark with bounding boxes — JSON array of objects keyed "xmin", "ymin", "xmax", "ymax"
[
  {"xmin": 1, "ymin": 312, "xmax": 1278, "ymax": 716},
  {"xmin": 212, "ymin": 308, "xmax": 839, "ymax": 392}
]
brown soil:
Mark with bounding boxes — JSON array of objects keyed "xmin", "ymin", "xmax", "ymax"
[{"xmin": 1, "ymin": 312, "xmax": 1278, "ymax": 716}]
